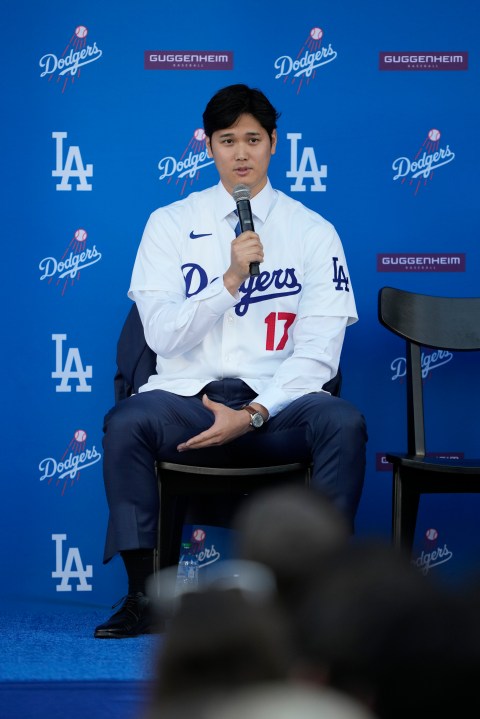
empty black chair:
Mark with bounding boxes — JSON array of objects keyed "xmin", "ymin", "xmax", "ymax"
[{"xmin": 378, "ymin": 286, "xmax": 480, "ymax": 555}]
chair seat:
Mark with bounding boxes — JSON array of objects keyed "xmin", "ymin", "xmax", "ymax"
[
  {"xmin": 386, "ymin": 454, "xmax": 480, "ymax": 474},
  {"xmin": 159, "ymin": 460, "xmax": 309, "ymax": 476},
  {"xmin": 157, "ymin": 461, "xmax": 311, "ymax": 496}
]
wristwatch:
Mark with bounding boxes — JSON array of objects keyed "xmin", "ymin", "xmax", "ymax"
[{"xmin": 242, "ymin": 404, "xmax": 265, "ymax": 429}]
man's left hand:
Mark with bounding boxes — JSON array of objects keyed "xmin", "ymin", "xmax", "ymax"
[{"xmin": 177, "ymin": 394, "xmax": 253, "ymax": 451}]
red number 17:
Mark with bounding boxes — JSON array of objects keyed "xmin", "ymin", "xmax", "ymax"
[{"xmin": 264, "ymin": 312, "xmax": 296, "ymax": 351}]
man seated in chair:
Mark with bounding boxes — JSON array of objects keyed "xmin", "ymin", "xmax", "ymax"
[{"xmin": 94, "ymin": 83, "xmax": 367, "ymax": 638}]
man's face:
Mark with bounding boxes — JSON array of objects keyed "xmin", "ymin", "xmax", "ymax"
[{"xmin": 206, "ymin": 113, "xmax": 277, "ymax": 198}]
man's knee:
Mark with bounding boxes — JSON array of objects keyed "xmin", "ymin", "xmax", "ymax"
[
  {"xmin": 103, "ymin": 399, "xmax": 151, "ymax": 448},
  {"xmin": 311, "ymin": 397, "xmax": 367, "ymax": 443},
  {"xmin": 341, "ymin": 403, "xmax": 367, "ymax": 443}
]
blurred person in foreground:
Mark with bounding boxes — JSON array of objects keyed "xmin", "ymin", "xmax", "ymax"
[
  {"xmin": 143, "ymin": 580, "xmax": 377, "ymax": 719},
  {"xmin": 290, "ymin": 539, "xmax": 480, "ymax": 718},
  {"xmin": 143, "ymin": 585, "xmax": 291, "ymax": 719},
  {"xmin": 233, "ymin": 483, "xmax": 350, "ymax": 613}
]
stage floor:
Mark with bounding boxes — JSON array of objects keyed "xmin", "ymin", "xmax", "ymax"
[{"xmin": 0, "ymin": 599, "xmax": 162, "ymax": 719}]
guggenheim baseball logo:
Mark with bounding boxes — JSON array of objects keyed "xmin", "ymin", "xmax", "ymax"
[
  {"xmin": 39, "ymin": 25, "xmax": 102, "ymax": 92},
  {"xmin": 274, "ymin": 26, "xmax": 337, "ymax": 93},
  {"xmin": 145, "ymin": 50, "xmax": 233, "ymax": 70},
  {"xmin": 380, "ymin": 51, "xmax": 468, "ymax": 71},
  {"xmin": 377, "ymin": 253, "xmax": 465, "ymax": 273}
]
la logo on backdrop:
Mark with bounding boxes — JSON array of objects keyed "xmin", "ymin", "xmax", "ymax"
[
  {"xmin": 39, "ymin": 25, "xmax": 103, "ymax": 92},
  {"xmin": 52, "ymin": 533, "xmax": 93, "ymax": 591}
]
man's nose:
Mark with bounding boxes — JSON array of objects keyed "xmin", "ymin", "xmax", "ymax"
[{"xmin": 235, "ymin": 143, "xmax": 248, "ymax": 160}]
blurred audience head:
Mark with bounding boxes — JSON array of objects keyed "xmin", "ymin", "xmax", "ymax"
[
  {"xmin": 208, "ymin": 683, "xmax": 377, "ymax": 719},
  {"xmin": 145, "ymin": 583, "xmax": 292, "ymax": 719},
  {"xmin": 290, "ymin": 537, "xmax": 480, "ymax": 717},
  {"xmin": 233, "ymin": 484, "xmax": 350, "ymax": 609}
]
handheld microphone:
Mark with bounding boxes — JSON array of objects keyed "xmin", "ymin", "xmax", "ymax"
[{"xmin": 232, "ymin": 183, "xmax": 260, "ymax": 276}]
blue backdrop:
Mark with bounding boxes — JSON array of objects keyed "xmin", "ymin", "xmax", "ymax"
[{"xmin": 2, "ymin": 0, "xmax": 479, "ymax": 604}]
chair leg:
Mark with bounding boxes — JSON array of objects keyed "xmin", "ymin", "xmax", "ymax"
[
  {"xmin": 158, "ymin": 493, "xmax": 188, "ymax": 570},
  {"xmin": 392, "ymin": 469, "xmax": 420, "ymax": 557}
]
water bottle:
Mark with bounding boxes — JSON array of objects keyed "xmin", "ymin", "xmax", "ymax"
[{"xmin": 176, "ymin": 541, "xmax": 199, "ymax": 594}]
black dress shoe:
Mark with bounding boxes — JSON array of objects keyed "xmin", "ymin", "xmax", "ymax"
[{"xmin": 94, "ymin": 592, "xmax": 152, "ymax": 638}]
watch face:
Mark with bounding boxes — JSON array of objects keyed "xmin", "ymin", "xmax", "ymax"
[{"xmin": 251, "ymin": 412, "xmax": 264, "ymax": 428}]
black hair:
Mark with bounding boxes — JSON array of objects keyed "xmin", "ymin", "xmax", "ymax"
[{"xmin": 202, "ymin": 83, "xmax": 281, "ymax": 141}]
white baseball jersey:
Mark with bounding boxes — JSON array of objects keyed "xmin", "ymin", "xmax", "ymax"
[{"xmin": 129, "ymin": 180, "xmax": 358, "ymax": 417}]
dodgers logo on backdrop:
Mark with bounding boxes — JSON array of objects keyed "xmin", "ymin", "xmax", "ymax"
[
  {"xmin": 413, "ymin": 528, "xmax": 453, "ymax": 575},
  {"xmin": 158, "ymin": 128, "xmax": 215, "ymax": 195},
  {"xmin": 39, "ymin": 228, "xmax": 102, "ymax": 295},
  {"xmin": 52, "ymin": 534, "xmax": 93, "ymax": 591},
  {"xmin": 274, "ymin": 27, "xmax": 337, "ymax": 93},
  {"xmin": 39, "ymin": 429, "xmax": 101, "ymax": 496},
  {"xmin": 392, "ymin": 128, "xmax": 455, "ymax": 195},
  {"xmin": 52, "ymin": 132, "xmax": 93, "ymax": 191},
  {"xmin": 390, "ymin": 349, "xmax": 453, "ymax": 381},
  {"xmin": 184, "ymin": 527, "xmax": 222, "ymax": 569},
  {"xmin": 286, "ymin": 133, "xmax": 327, "ymax": 192},
  {"xmin": 39, "ymin": 25, "xmax": 103, "ymax": 93},
  {"xmin": 51, "ymin": 334, "xmax": 92, "ymax": 392},
  {"xmin": 197, "ymin": 544, "xmax": 221, "ymax": 568}
]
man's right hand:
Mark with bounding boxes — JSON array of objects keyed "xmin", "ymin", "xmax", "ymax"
[{"xmin": 223, "ymin": 230, "xmax": 263, "ymax": 295}]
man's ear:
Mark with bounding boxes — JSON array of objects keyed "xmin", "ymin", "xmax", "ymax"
[
  {"xmin": 270, "ymin": 129, "xmax": 277, "ymax": 156},
  {"xmin": 206, "ymin": 136, "xmax": 213, "ymax": 158}
]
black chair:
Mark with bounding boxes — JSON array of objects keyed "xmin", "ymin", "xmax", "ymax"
[
  {"xmin": 115, "ymin": 303, "xmax": 342, "ymax": 570},
  {"xmin": 378, "ymin": 286, "xmax": 480, "ymax": 555}
]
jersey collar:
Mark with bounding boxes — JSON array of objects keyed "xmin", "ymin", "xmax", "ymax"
[{"xmin": 215, "ymin": 180, "xmax": 276, "ymax": 226}]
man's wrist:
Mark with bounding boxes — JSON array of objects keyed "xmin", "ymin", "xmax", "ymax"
[
  {"xmin": 241, "ymin": 403, "xmax": 269, "ymax": 428},
  {"xmin": 248, "ymin": 402, "xmax": 269, "ymax": 422}
]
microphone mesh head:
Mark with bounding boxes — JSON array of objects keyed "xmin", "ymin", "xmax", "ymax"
[{"xmin": 233, "ymin": 184, "xmax": 251, "ymax": 202}]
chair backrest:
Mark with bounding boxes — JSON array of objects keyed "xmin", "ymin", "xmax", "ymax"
[
  {"xmin": 378, "ymin": 287, "xmax": 480, "ymax": 456},
  {"xmin": 114, "ymin": 303, "xmax": 343, "ymax": 403},
  {"xmin": 378, "ymin": 286, "xmax": 480, "ymax": 351},
  {"xmin": 114, "ymin": 303, "xmax": 157, "ymax": 402}
]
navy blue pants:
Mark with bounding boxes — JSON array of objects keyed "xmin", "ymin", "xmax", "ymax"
[{"xmin": 102, "ymin": 379, "xmax": 367, "ymax": 562}]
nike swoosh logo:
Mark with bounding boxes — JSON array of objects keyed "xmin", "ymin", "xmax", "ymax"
[{"xmin": 189, "ymin": 231, "xmax": 213, "ymax": 239}]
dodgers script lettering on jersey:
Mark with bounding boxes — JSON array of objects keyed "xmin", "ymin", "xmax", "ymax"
[
  {"xmin": 182, "ymin": 263, "xmax": 303, "ymax": 317},
  {"xmin": 183, "ymin": 249, "xmax": 350, "ymax": 317}
]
